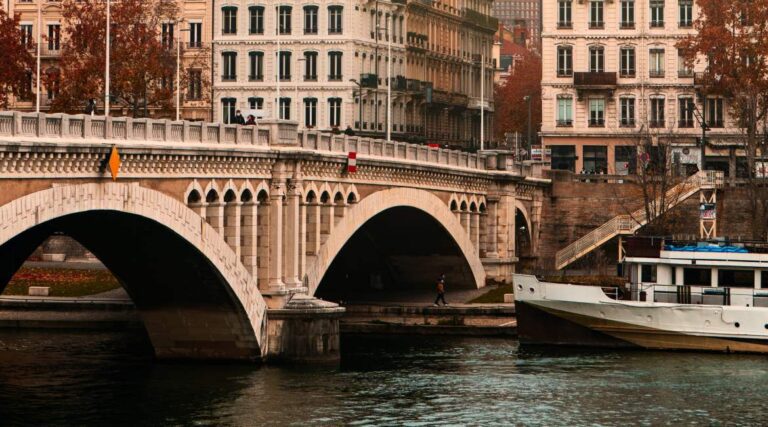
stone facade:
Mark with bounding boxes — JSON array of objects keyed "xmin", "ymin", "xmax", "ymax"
[
  {"xmin": 540, "ymin": 0, "xmax": 739, "ymax": 174},
  {"xmin": 211, "ymin": 0, "xmax": 497, "ymax": 148}
]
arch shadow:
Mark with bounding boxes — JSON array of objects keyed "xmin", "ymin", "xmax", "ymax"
[
  {"xmin": 0, "ymin": 183, "xmax": 267, "ymax": 361},
  {"xmin": 306, "ymin": 188, "xmax": 486, "ymax": 297}
]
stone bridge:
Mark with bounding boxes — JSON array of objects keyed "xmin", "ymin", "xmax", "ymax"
[{"xmin": 0, "ymin": 111, "xmax": 549, "ymax": 361}]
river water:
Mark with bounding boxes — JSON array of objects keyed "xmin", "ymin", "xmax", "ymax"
[{"xmin": 0, "ymin": 330, "xmax": 765, "ymax": 426}]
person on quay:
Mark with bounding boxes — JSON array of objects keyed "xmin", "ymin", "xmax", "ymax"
[
  {"xmin": 434, "ymin": 274, "xmax": 448, "ymax": 306},
  {"xmin": 234, "ymin": 110, "xmax": 246, "ymax": 125}
]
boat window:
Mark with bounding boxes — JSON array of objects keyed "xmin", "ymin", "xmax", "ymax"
[
  {"xmin": 641, "ymin": 265, "xmax": 656, "ymax": 283},
  {"xmin": 762, "ymin": 271, "xmax": 768, "ymax": 289},
  {"xmin": 718, "ymin": 269, "xmax": 754, "ymax": 288},
  {"xmin": 683, "ymin": 268, "xmax": 711, "ymax": 286}
]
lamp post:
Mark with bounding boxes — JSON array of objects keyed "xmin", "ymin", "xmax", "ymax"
[
  {"xmin": 375, "ymin": 24, "xmax": 392, "ymax": 142},
  {"xmin": 35, "ymin": 0, "xmax": 41, "ymax": 113},
  {"xmin": 105, "ymin": 0, "xmax": 111, "ymax": 117},
  {"xmin": 524, "ymin": 95, "xmax": 532, "ymax": 156},
  {"xmin": 175, "ymin": 26, "xmax": 190, "ymax": 121},
  {"xmin": 350, "ymin": 78, "xmax": 364, "ymax": 132},
  {"xmin": 296, "ymin": 57, "xmax": 306, "ymax": 125}
]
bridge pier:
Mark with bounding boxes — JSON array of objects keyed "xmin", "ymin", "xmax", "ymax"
[{"xmin": 265, "ymin": 295, "xmax": 345, "ymax": 364}]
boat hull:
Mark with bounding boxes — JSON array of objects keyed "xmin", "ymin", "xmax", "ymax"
[{"xmin": 513, "ymin": 275, "xmax": 768, "ymax": 354}]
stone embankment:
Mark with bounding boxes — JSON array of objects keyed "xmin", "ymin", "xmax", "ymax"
[
  {"xmin": 340, "ymin": 303, "xmax": 517, "ymax": 336},
  {"xmin": 0, "ymin": 296, "xmax": 140, "ymax": 329}
]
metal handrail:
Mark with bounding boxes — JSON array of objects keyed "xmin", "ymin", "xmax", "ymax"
[{"xmin": 555, "ymin": 171, "xmax": 725, "ymax": 269}]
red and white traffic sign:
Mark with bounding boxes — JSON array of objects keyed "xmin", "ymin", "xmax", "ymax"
[{"xmin": 347, "ymin": 152, "xmax": 357, "ymax": 173}]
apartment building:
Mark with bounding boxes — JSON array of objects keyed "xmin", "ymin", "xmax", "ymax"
[
  {"xmin": 2, "ymin": 0, "xmax": 212, "ymax": 120},
  {"xmin": 212, "ymin": 0, "xmax": 496, "ymax": 147},
  {"xmin": 492, "ymin": 0, "xmax": 540, "ymax": 48},
  {"xmin": 540, "ymin": 0, "xmax": 740, "ymax": 175}
]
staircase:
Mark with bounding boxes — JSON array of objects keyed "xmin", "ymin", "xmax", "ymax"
[{"xmin": 555, "ymin": 170, "xmax": 724, "ymax": 270}]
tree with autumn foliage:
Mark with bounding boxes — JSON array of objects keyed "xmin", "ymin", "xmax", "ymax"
[
  {"xmin": 494, "ymin": 50, "xmax": 542, "ymax": 149},
  {"xmin": 51, "ymin": 0, "xmax": 209, "ymax": 117},
  {"xmin": 678, "ymin": 0, "xmax": 768, "ymax": 238},
  {"xmin": 0, "ymin": 9, "xmax": 35, "ymax": 109}
]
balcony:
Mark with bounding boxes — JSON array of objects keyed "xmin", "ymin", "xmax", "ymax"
[
  {"xmin": 557, "ymin": 21, "xmax": 572, "ymax": 29},
  {"xmin": 574, "ymin": 72, "xmax": 617, "ymax": 100},
  {"xmin": 620, "ymin": 22, "xmax": 635, "ymax": 29},
  {"xmin": 360, "ymin": 73, "xmax": 378, "ymax": 88},
  {"xmin": 649, "ymin": 70, "xmax": 665, "ymax": 78},
  {"xmin": 556, "ymin": 119, "xmax": 573, "ymax": 127},
  {"xmin": 679, "ymin": 120, "xmax": 695, "ymax": 128},
  {"xmin": 392, "ymin": 76, "xmax": 408, "ymax": 91},
  {"xmin": 678, "ymin": 69, "xmax": 694, "ymax": 78},
  {"xmin": 589, "ymin": 118, "xmax": 605, "ymax": 127},
  {"xmin": 649, "ymin": 120, "xmax": 665, "ymax": 128},
  {"xmin": 462, "ymin": 8, "xmax": 498, "ymax": 32},
  {"xmin": 589, "ymin": 21, "xmax": 604, "ymax": 29},
  {"xmin": 406, "ymin": 79, "xmax": 422, "ymax": 92},
  {"xmin": 620, "ymin": 119, "xmax": 636, "ymax": 127}
]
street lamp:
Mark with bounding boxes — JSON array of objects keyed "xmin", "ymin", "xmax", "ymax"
[
  {"xmin": 175, "ymin": 26, "xmax": 190, "ymax": 121},
  {"xmin": 376, "ymin": 24, "xmax": 392, "ymax": 142},
  {"xmin": 523, "ymin": 95, "xmax": 532, "ymax": 156},
  {"xmin": 36, "ymin": 0, "xmax": 41, "ymax": 113},
  {"xmin": 105, "ymin": 0, "xmax": 111, "ymax": 116},
  {"xmin": 296, "ymin": 57, "xmax": 306, "ymax": 125},
  {"xmin": 350, "ymin": 78, "xmax": 364, "ymax": 132}
]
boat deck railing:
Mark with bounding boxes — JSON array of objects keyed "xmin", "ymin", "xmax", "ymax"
[{"xmin": 632, "ymin": 284, "xmax": 768, "ymax": 308}]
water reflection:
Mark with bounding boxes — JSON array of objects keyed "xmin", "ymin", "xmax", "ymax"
[{"xmin": 0, "ymin": 330, "xmax": 766, "ymax": 425}]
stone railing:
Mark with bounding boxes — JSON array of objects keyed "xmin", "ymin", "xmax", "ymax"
[{"xmin": 0, "ymin": 111, "xmax": 533, "ymax": 174}]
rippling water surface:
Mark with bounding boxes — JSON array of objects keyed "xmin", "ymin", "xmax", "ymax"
[{"xmin": 0, "ymin": 330, "xmax": 766, "ymax": 426}]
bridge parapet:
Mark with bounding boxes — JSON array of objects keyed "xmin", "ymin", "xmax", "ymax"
[{"xmin": 0, "ymin": 111, "xmax": 540, "ymax": 176}]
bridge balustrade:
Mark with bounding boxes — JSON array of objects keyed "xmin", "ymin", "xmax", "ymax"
[{"xmin": 0, "ymin": 111, "xmax": 542, "ymax": 176}]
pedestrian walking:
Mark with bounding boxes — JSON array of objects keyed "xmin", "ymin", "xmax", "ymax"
[{"xmin": 434, "ymin": 274, "xmax": 448, "ymax": 306}]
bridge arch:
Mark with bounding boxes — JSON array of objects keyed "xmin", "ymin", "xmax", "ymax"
[
  {"xmin": 0, "ymin": 183, "xmax": 267, "ymax": 360},
  {"xmin": 306, "ymin": 188, "xmax": 486, "ymax": 296}
]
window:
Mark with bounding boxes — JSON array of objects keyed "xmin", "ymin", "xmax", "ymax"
[
  {"xmin": 304, "ymin": 98, "xmax": 317, "ymax": 127},
  {"xmin": 679, "ymin": 0, "xmax": 692, "ymax": 27},
  {"xmin": 329, "ymin": 97, "xmax": 342, "ymax": 127},
  {"xmin": 248, "ymin": 97, "xmax": 264, "ymax": 110},
  {"xmin": 649, "ymin": 48, "xmax": 665, "ymax": 77},
  {"xmin": 620, "ymin": 47, "xmax": 635, "ymax": 77},
  {"xmin": 589, "ymin": 0, "xmax": 604, "ymax": 28},
  {"xmin": 222, "ymin": 98, "xmax": 236, "ymax": 124},
  {"xmin": 20, "ymin": 24, "xmax": 32, "ymax": 47},
  {"xmin": 551, "ymin": 145, "xmax": 576, "ymax": 172},
  {"xmin": 328, "ymin": 51, "xmax": 343, "ymax": 81},
  {"xmin": 706, "ymin": 97, "xmax": 724, "ymax": 127},
  {"xmin": 45, "ymin": 69, "xmax": 59, "ymax": 100},
  {"xmin": 47, "ymin": 24, "xmax": 60, "ymax": 50},
  {"xmin": 249, "ymin": 6, "xmax": 264, "ymax": 34},
  {"xmin": 620, "ymin": 97, "xmax": 635, "ymax": 126},
  {"xmin": 650, "ymin": 97, "xmax": 665, "ymax": 127},
  {"xmin": 589, "ymin": 98, "xmax": 605, "ymax": 126},
  {"xmin": 304, "ymin": 6, "xmax": 318, "ymax": 34},
  {"xmin": 679, "ymin": 97, "xmax": 695, "ymax": 127},
  {"xmin": 678, "ymin": 49, "xmax": 693, "ymax": 77},
  {"xmin": 621, "ymin": 0, "xmax": 635, "ymax": 28},
  {"xmin": 161, "ymin": 23, "xmax": 174, "ymax": 49},
  {"xmin": 589, "ymin": 46, "xmax": 604, "ymax": 73},
  {"xmin": 304, "ymin": 51, "xmax": 318, "ymax": 80},
  {"xmin": 278, "ymin": 51, "xmax": 291, "ymax": 81},
  {"xmin": 557, "ymin": 46, "xmax": 572, "ymax": 76},
  {"xmin": 189, "ymin": 22, "xmax": 202, "ymax": 48},
  {"xmin": 188, "ymin": 70, "xmax": 202, "ymax": 100},
  {"xmin": 329, "ymin": 6, "xmax": 343, "ymax": 34},
  {"xmin": 222, "ymin": 52, "xmax": 237, "ymax": 81},
  {"xmin": 615, "ymin": 146, "xmax": 637, "ymax": 175},
  {"xmin": 279, "ymin": 97, "xmax": 291, "ymax": 120},
  {"xmin": 222, "ymin": 7, "xmax": 237, "ymax": 34},
  {"xmin": 650, "ymin": 0, "xmax": 664, "ymax": 27},
  {"xmin": 249, "ymin": 52, "xmax": 263, "ymax": 81},
  {"xmin": 279, "ymin": 6, "xmax": 292, "ymax": 35},
  {"xmin": 557, "ymin": 96, "xmax": 572, "ymax": 126},
  {"xmin": 583, "ymin": 146, "xmax": 607, "ymax": 174},
  {"xmin": 558, "ymin": 0, "xmax": 572, "ymax": 28}
]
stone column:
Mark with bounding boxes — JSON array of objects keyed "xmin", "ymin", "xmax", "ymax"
[
  {"xmin": 470, "ymin": 212, "xmax": 480, "ymax": 251},
  {"xmin": 755, "ymin": 270, "xmax": 762, "ymax": 289},
  {"xmin": 205, "ymin": 202, "xmax": 225, "ymax": 235},
  {"xmin": 306, "ymin": 202, "xmax": 321, "ymax": 255},
  {"xmin": 268, "ymin": 163, "xmax": 287, "ymax": 292},
  {"xmin": 675, "ymin": 266, "xmax": 684, "ymax": 286},
  {"xmin": 462, "ymin": 211, "xmax": 471, "ymax": 238},
  {"xmin": 189, "ymin": 202, "xmax": 207, "ymax": 219},
  {"xmin": 479, "ymin": 210, "xmax": 488, "ymax": 257},
  {"xmin": 320, "ymin": 203, "xmax": 334, "ymax": 244},
  {"xmin": 495, "ymin": 191, "xmax": 516, "ymax": 261},
  {"xmin": 240, "ymin": 201, "xmax": 258, "ymax": 280},
  {"xmin": 283, "ymin": 180, "xmax": 303, "ymax": 290},
  {"xmin": 711, "ymin": 267, "xmax": 719, "ymax": 287},
  {"xmin": 224, "ymin": 201, "xmax": 242, "ymax": 258},
  {"xmin": 486, "ymin": 198, "xmax": 499, "ymax": 258},
  {"xmin": 299, "ymin": 201, "xmax": 307, "ymax": 282}
]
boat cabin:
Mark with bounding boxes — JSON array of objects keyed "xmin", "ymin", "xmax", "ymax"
[{"xmin": 623, "ymin": 238, "xmax": 768, "ymax": 307}]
